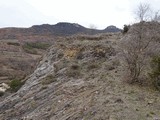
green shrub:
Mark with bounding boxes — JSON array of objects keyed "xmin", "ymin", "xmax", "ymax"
[
  {"xmin": 149, "ymin": 56, "xmax": 160, "ymax": 90},
  {"xmin": 23, "ymin": 42, "xmax": 50, "ymax": 50},
  {"xmin": 23, "ymin": 46, "xmax": 38, "ymax": 54},
  {"xmin": 7, "ymin": 42, "xmax": 20, "ymax": 46},
  {"xmin": 23, "ymin": 42, "xmax": 51, "ymax": 54},
  {"xmin": 9, "ymin": 79, "xmax": 23, "ymax": 92},
  {"xmin": 122, "ymin": 25, "xmax": 130, "ymax": 34}
]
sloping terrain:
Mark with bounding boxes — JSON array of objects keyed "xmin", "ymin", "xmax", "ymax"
[
  {"xmin": 0, "ymin": 33, "xmax": 160, "ymax": 120},
  {"xmin": 0, "ymin": 22, "xmax": 120, "ymax": 90},
  {"xmin": 0, "ymin": 39, "xmax": 52, "ymax": 86}
]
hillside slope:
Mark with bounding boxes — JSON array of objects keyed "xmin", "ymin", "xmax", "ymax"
[
  {"xmin": 0, "ymin": 33, "xmax": 160, "ymax": 120},
  {"xmin": 0, "ymin": 39, "xmax": 53, "ymax": 87}
]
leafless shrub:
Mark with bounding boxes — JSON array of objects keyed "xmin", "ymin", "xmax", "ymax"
[
  {"xmin": 87, "ymin": 63, "xmax": 99, "ymax": 70},
  {"xmin": 66, "ymin": 69, "xmax": 81, "ymax": 78},
  {"xmin": 120, "ymin": 22, "xmax": 160, "ymax": 84},
  {"xmin": 135, "ymin": 3, "xmax": 151, "ymax": 22},
  {"xmin": 152, "ymin": 10, "xmax": 160, "ymax": 22},
  {"xmin": 41, "ymin": 74, "xmax": 57, "ymax": 85},
  {"xmin": 135, "ymin": 2, "xmax": 160, "ymax": 23},
  {"xmin": 66, "ymin": 64, "xmax": 81, "ymax": 78}
]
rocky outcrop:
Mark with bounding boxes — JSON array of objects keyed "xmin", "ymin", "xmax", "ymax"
[
  {"xmin": 104, "ymin": 25, "xmax": 121, "ymax": 32},
  {"xmin": 0, "ymin": 83, "xmax": 10, "ymax": 92},
  {"xmin": 0, "ymin": 33, "xmax": 119, "ymax": 119},
  {"xmin": 1, "ymin": 33, "xmax": 160, "ymax": 120}
]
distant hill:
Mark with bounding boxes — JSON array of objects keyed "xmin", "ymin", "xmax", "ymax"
[
  {"xmin": 0, "ymin": 22, "xmax": 121, "ymax": 39},
  {"xmin": 31, "ymin": 23, "xmax": 88, "ymax": 36},
  {"xmin": 31, "ymin": 22, "xmax": 121, "ymax": 36},
  {"xmin": 104, "ymin": 25, "xmax": 121, "ymax": 32}
]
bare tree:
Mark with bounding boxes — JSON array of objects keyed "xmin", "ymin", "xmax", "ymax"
[
  {"xmin": 89, "ymin": 24, "xmax": 97, "ymax": 29},
  {"xmin": 120, "ymin": 22, "xmax": 160, "ymax": 83},
  {"xmin": 89, "ymin": 24, "xmax": 97, "ymax": 34},
  {"xmin": 120, "ymin": 2, "xmax": 160, "ymax": 84},
  {"xmin": 152, "ymin": 10, "xmax": 160, "ymax": 22},
  {"xmin": 135, "ymin": 3, "xmax": 151, "ymax": 22},
  {"xmin": 135, "ymin": 2, "xmax": 160, "ymax": 22}
]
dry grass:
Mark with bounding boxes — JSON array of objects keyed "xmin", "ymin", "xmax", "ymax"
[{"xmin": 41, "ymin": 74, "xmax": 57, "ymax": 85}]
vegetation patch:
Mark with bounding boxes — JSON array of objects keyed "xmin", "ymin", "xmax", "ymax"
[
  {"xmin": 66, "ymin": 70, "xmax": 81, "ymax": 78},
  {"xmin": 41, "ymin": 74, "xmax": 57, "ymax": 85},
  {"xmin": 87, "ymin": 63, "xmax": 99, "ymax": 70},
  {"xmin": 7, "ymin": 42, "xmax": 20, "ymax": 46},
  {"xmin": 122, "ymin": 25, "xmax": 130, "ymax": 34},
  {"xmin": 64, "ymin": 48, "xmax": 79, "ymax": 59},
  {"xmin": 24, "ymin": 42, "xmax": 50, "ymax": 50},
  {"xmin": 9, "ymin": 79, "xmax": 23, "ymax": 92},
  {"xmin": 149, "ymin": 56, "xmax": 160, "ymax": 90},
  {"xmin": 92, "ymin": 45, "xmax": 115, "ymax": 58},
  {"xmin": 70, "ymin": 64, "xmax": 80, "ymax": 70},
  {"xmin": 23, "ymin": 42, "xmax": 51, "ymax": 54},
  {"xmin": 23, "ymin": 45, "xmax": 38, "ymax": 54},
  {"xmin": 66, "ymin": 64, "xmax": 81, "ymax": 78},
  {"xmin": 92, "ymin": 47, "xmax": 106, "ymax": 58}
]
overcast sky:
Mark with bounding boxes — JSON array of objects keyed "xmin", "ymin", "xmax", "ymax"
[{"xmin": 0, "ymin": 0, "xmax": 159, "ymax": 29}]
